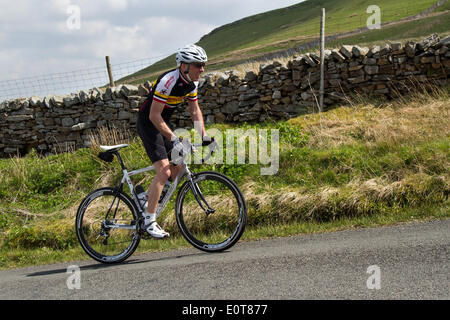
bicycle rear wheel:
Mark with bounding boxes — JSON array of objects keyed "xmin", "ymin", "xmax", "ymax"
[
  {"xmin": 175, "ymin": 171, "xmax": 247, "ymax": 252},
  {"xmin": 75, "ymin": 188, "xmax": 140, "ymax": 264}
]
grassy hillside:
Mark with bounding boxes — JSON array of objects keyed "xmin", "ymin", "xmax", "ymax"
[
  {"xmin": 0, "ymin": 85, "xmax": 449, "ymax": 269},
  {"xmin": 326, "ymin": 10, "xmax": 450, "ymax": 48},
  {"xmin": 194, "ymin": 11, "xmax": 450, "ymax": 78},
  {"xmin": 198, "ymin": 0, "xmax": 437, "ymax": 55},
  {"xmin": 120, "ymin": 0, "xmax": 441, "ymax": 84}
]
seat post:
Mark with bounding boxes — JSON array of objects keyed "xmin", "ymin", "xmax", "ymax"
[{"xmin": 114, "ymin": 151, "xmax": 127, "ymax": 170}]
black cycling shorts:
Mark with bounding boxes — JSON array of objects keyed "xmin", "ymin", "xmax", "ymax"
[{"xmin": 137, "ymin": 114, "xmax": 174, "ymax": 163}]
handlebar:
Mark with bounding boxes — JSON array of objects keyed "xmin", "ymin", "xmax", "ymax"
[
  {"xmin": 170, "ymin": 138, "xmax": 219, "ymax": 165},
  {"xmin": 192, "ymin": 138, "xmax": 219, "ymax": 163}
]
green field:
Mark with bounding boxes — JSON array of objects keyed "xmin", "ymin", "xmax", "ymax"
[
  {"xmin": 327, "ymin": 11, "xmax": 450, "ymax": 48},
  {"xmin": 189, "ymin": 10, "xmax": 450, "ymax": 76}
]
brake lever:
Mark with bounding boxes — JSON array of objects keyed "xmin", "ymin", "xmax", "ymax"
[{"xmin": 201, "ymin": 141, "xmax": 219, "ymax": 163}]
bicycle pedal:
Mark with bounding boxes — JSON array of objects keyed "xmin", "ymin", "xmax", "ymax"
[
  {"xmin": 140, "ymin": 231, "xmax": 169, "ymax": 240},
  {"xmin": 141, "ymin": 233, "xmax": 153, "ymax": 240},
  {"xmin": 139, "ymin": 228, "xmax": 153, "ymax": 240}
]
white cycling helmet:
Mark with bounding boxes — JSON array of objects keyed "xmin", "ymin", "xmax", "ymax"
[{"xmin": 176, "ymin": 44, "xmax": 208, "ymax": 66}]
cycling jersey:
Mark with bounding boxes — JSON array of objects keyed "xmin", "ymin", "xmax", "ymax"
[
  {"xmin": 137, "ymin": 68, "xmax": 199, "ymax": 163},
  {"xmin": 139, "ymin": 68, "xmax": 198, "ymax": 123}
]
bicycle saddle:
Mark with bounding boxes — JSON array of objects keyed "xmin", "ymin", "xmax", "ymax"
[{"xmin": 99, "ymin": 144, "xmax": 129, "ymax": 152}]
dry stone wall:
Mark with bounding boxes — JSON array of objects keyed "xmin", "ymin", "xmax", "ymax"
[{"xmin": 1, "ymin": 34, "xmax": 449, "ymax": 157}]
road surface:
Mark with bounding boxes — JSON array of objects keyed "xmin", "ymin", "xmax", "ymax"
[{"xmin": 0, "ymin": 219, "xmax": 448, "ymax": 300}]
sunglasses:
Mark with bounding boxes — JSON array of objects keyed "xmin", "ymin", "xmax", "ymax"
[{"xmin": 192, "ymin": 62, "xmax": 206, "ymax": 68}]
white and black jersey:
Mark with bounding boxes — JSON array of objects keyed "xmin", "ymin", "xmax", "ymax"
[
  {"xmin": 137, "ymin": 68, "xmax": 199, "ymax": 163},
  {"xmin": 139, "ymin": 68, "xmax": 198, "ymax": 123}
]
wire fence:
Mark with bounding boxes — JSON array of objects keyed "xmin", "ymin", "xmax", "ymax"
[
  {"xmin": 0, "ymin": 55, "xmax": 168, "ymax": 102},
  {"xmin": 0, "ymin": 0, "xmax": 445, "ymax": 103}
]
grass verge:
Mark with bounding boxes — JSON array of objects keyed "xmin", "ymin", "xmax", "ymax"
[
  {"xmin": 0, "ymin": 85, "xmax": 448, "ymax": 270},
  {"xmin": 1, "ymin": 203, "xmax": 448, "ymax": 270}
]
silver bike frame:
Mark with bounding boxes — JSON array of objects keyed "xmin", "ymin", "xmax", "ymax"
[
  {"xmin": 106, "ymin": 141, "xmax": 216, "ymax": 230},
  {"xmin": 124, "ymin": 161, "xmax": 193, "ymax": 218}
]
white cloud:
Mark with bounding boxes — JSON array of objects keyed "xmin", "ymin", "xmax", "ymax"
[
  {"xmin": 141, "ymin": 16, "xmax": 215, "ymax": 52},
  {"xmin": 105, "ymin": 0, "xmax": 131, "ymax": 11},
  {"xmin": 0, "ymin": 0, "xmax": 302, "ymax": 87},
  {"xmin": 57, "ymin": 15, "xmax": 214, "ymax": 64},
  {"xmin": 45, "ymin": 0, "xmax": 72, "ymax": 14},
  {"xmin": 0, "ymin": 32, "xmax": 7, "ymax": 42}
]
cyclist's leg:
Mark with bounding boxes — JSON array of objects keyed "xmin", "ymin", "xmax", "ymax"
[
  {"xmin": 146, "ymin": 159, "xmax": 183, "ymax": 213},
  {"xmin": 137, "ymin": 117, "xmax": 179, "ymax": 237},
  {"xmin": 161, "ymin": 135, "xmax": 184, "ymax": 180},
  {"xmin": 169, "ymin": 163, "xmax": 183, "ymax": 180},
  {"xmin": 137, "ymin": 118, "xmax": 181, "ymax": 218},
  {"xmin": 144, "ymin": 158, "xmax": 171, "ymax": 238},
  {"xmin": 146, "ymin": 158, "xmax": 171, "ymax": 214},
  {"xmin": 137, "ymin": 118, "xmax": 172, "ymax": 214}
]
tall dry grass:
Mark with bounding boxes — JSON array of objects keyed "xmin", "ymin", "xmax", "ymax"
[
  {"xmin": 243, "ymin": 173, "xmax": 449, "ymax": 224},
  {"xmin": 243, "ymin": 84, "xmax": 449, "ymax": 223},
  {"xmin": 289, "ymin": 81, "xmax": 450, "ymax": 149},
  {"xmin": 87, "ymin": 125, "xmax": 135, "ymax": 151}
]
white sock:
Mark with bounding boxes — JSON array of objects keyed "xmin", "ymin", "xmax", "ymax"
[{"xmin": 143, "ymin": 212, "xmax": 156, "ymax": 226}]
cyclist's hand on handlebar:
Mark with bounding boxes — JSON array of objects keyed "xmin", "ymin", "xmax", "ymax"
[
  {"xmin": 201, "ymin": 136, "xmax": 219, "ymax": 162},
  {"xmin": 171, "ymin": 136, "xmax": 191, "ymax": 164},
  {"xmin": 201, "ymin": 136, "xmax": 215, "ymax": 147}
]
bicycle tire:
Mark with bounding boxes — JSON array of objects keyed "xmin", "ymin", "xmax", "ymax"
[
  {"xmin": 175, "ymin": 171, "xmax": 247, "ymax": 252},
  {"xmin": 75, "ymin": 187, "xmax": 141, "ymax": 264}
]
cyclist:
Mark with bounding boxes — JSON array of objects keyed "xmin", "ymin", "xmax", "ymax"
[{"xmin": 137, "ymin": 44, "xmax": 208, "ymax": 238}]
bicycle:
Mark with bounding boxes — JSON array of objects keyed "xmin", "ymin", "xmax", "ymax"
[{"xmin": 75, "ymin": 139, "xmax": 247, "ymax": 264}]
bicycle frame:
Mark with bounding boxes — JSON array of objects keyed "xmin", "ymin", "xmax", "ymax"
[
  {"xmin": 103, "ymin": 141, "xmax": 217, "ymax": 231},
  {"xmin": 124, "ymin": 161, "xmax": 190, "ymax": 218}
]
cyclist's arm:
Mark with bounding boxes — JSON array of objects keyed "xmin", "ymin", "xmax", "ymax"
[
  {"xmin": 188, "ymin": 99, "xmax": 206, "ymax": 138},
  {"xmin": 149, "ymin": 100, "xmax": 177, "ymax": 141}
]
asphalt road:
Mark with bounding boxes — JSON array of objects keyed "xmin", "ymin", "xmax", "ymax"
[{"xmin": 0, "ymin": 219, "xmax": 448, "ymax": 300}]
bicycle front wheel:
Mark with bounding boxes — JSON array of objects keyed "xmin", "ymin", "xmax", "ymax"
[
  {"xmin": 75, "ymin": 188, "xmax": 140, "ymax": 264},
  {"xmin": 175, "ymin": 171, "xmax": 247, "ymax": 252}
]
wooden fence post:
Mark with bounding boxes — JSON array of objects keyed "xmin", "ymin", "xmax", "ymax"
[
  {"xmin": 319, "ymin": 8, "xmax": 326, "ymax": 112},
  {"xmin": 105, "ymin": 56, "xmax": 115, "ymax": 87}
]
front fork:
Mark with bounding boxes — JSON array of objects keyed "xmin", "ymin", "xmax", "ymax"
[{"xmin": 185, "ymin": 167, "xmax": 215, "ymax": 216}]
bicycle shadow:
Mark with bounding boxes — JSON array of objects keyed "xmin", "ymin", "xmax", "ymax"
[{"xmin": 26, "ymin": 250, "xmax": 228, "ymax": 278}]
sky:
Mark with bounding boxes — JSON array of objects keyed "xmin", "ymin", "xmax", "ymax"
[{"xmin": 0, "ymin": 0, "xmax": 304, "ymax": 100}]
